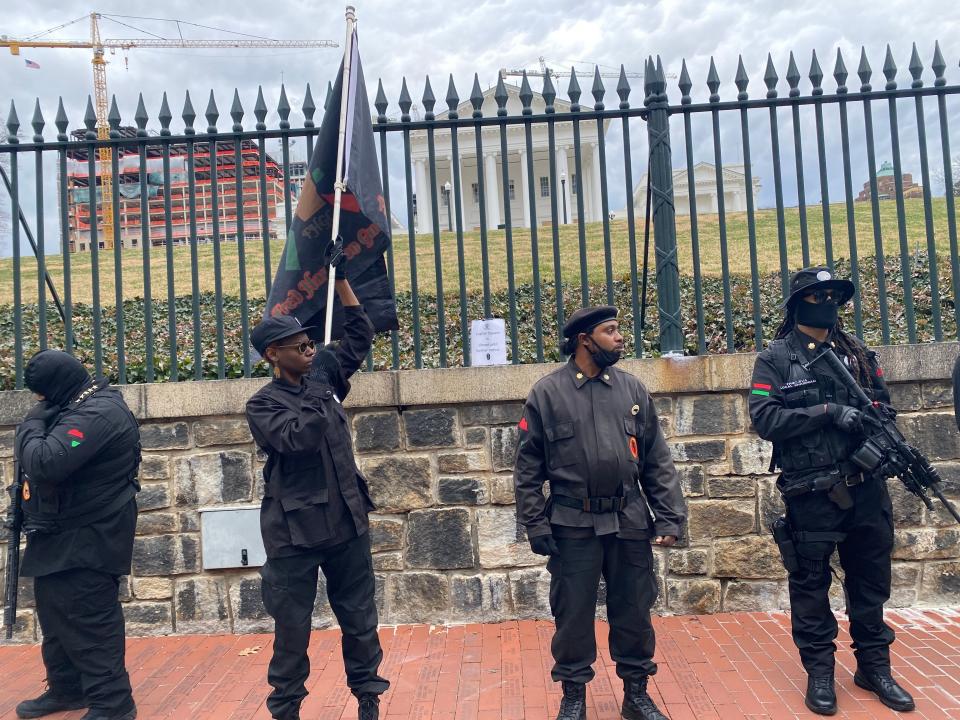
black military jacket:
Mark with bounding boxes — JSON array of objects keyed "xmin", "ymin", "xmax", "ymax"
[
  {"xmin": 514, "ymin": 358, "xmax": 686, "ymax": 540},
  {"xmin": 16, "ymin": 381, "xmax": 141, "ymax": 577},
  {"xmin": 246, "ymin": 306, "xmax": 375, "ymax": 558},
  {"xmin": 749, "ymin": 328, "xmax": 890, "ymax": 477}
]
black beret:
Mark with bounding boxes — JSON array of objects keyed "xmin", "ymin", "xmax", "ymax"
[
  {"xmin": 562, "ymin": 305, "xmax": 618, "ymax": 338},
  {"xmin": 251, "ymin": 315, "xmax": 316, "ymax": 356}
]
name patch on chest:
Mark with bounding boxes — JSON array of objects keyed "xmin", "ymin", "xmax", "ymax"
[{"xmin": 779, "ymin": 378, "xmax": 817, "ymax": 392}]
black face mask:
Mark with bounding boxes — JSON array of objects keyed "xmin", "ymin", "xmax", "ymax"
[
  {"xmin": 795, "ymin": 300, "xmax": 839, "ymax": 329},
  {"xmin": 587, "ymin": 336, "xmax": 622, "ymax": 369}
]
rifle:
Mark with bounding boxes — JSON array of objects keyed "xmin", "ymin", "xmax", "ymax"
[
  {"xmin": 805, "ymin": 348, "xmax": 960, "ymax": 524},
  {"xmin": 3, "ymin": 459, "xmax": 24, "ymax": 639}
]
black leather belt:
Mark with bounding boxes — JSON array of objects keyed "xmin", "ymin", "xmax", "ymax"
[{"xmin": 553, "ymin": 494, "xmax": 628, "ymax": 513}]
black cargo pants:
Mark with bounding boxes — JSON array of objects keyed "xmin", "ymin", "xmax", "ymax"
[
  {"xmin": 259, "ymin": 532, "xmax": 389, "ymax": 720},
  {"xmin": 547, "ymin": 531, "xmax": 658, "ymax": 684},
  {"xmin": 785, "ymin": 477, "xmax": 896, "ymax": 677}
]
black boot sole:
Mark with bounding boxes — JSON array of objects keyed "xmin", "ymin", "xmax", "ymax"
[
  {"xmin": 622, "ymin": 707, "xmax": 666, "ymax": 720},
  {"xmin": 853, "ymin": 673, "xmax": 916, "ymax": 712},
  {"xmin": 16, "ymin": 699, "xmax": 87, "ymax": 719},
  {"xmin": 803, "ymin": 696, "xmax": 837, "ymax": 716}
]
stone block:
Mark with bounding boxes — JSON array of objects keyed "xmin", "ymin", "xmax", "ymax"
[
  {"xmin": 373, "ymin": 552, "xmax": 404, "ymax": 571},
  {"xmin": 369, "ymin": 517, "xmax": 404, "ymax": 552},
  {"xmin": 901, "ymin": 413, "xmax": 960, "ymax": 461},
  {"xmin": 687, "ymin": 500, "xmax": 756, "ymax": 541},
  {"xmin": 193, "ymin": 418, "xmax": 253, "ymax": 447},
  {"xmin": 674, "ymin": 395, "xmax": 746, "ymax": 436},
  {"xmin": 891, "ymin": 562, "xmax": 921, "ymax": 587},
  {"xmin": 678, "ymin": 465, "xmax": 705, "ymax": 497},
  {"xmin": 132, "ymin": 577, "xmax": 173, "ymax": 600},
  {"xmin": 175, "ymin": 578, "xmax": 231, "ymax": 634},
  {"xmin": 404, "ymin": 408, "xmax": 458, "ymax": 448},
  {"xmin": 179, "ymin": 511, "xmax": 200, "ymax": 533},
  {"xmin": 489, "ymin": 476, "xmax": 516, "ymax": 505},
  {"xmin": 653, "ymin": 396, "xmax": 673, "ymax": 417},
  {"xmin": 438, "ymin": 451, "xmax": 490, "ymax": 474},
  {"xmin": 730, "ymin": 438, "xmax": 773, "ymax": 476},
  {"xmin": 136, "ymin": 512, "xmax": 178, "ymax": 536},
  {"xmin": 460, "ymin": 403, "xmax": 523, "ymax": 426},
  {"xmin": 893, "ymin": 528, "xmax": 960, "ymax": 560},
  {"xmin": 139, "ymin": 455, "xmax": 169, "ymax": 481},
  {"xmin": 887, "ymin": 383, "xmax": 922, "ymax": 412},
  {"xmin": 438, "ymin": 477, "xmax": 488, "ymax": 505},
  {"xmin": 450, "ymin": 573, "xmax": 512, "ymax": 622},
  {"xmin": 921, "ymin": 381, "xmax": 954, "ymax": 408},
  {"xmin": 464, "ymin": 427, "xmax": 487, "ymax": 447},
  {"xmin": 889, "ymin": 586, "xmax": 918, "ymax": 607},
  {"xmin": 119, "ymin": 576, "xmax": 132, "ymax": 602},
  {"xmin": 16, "ymin": 577, "xmax": 35, "ymax": 609},
  {"xmin": 123, "ymin": 601, "xmax": 173, "ymax": 637},
  {"xmin": 919, "ymin": 560, "xmax": 960, "ymax": 604},
  {"xmin": 722, "ymin": 581, "xmax": 782, "ymax": 612},
  {"xmin": 230, "ymin": 575, "xmax": 273, "ymax": 634},
  {"xmin": 666, "ymin": 579, "xmax": 721, "ymax": 614},
  {"xmin": 361, "ymin": 456, "xmax": 433, "ymax": 512},
  {"xmin": 353, "ymin": 412, "xmax": 401, "ymax": 453},
  {"xmin": 667, "ymin": 548, "xmax": 710, "ymax": 576},
  {"xmin": 136, "ymin": 483, "xmax": 171, "ymax": 511},
  {"xmin": 490, "ymin": 427, "xmax": 518, "ymax": 472},
  {"xmin": 132, "ymin": 534, "xmax": 199, "ymax": 576},
  {"xmin": 174, "ymin": 451, "xmax": 253, "ymax": 506},
  {"xmin": 0, "ymin": 429, "xmax": 14, "ymax": 458},
  {"xmin": 477, "ymin": 507, "xmax": 543, "ymax": 568},
  {"xmin": 670, "ymin": 440, "xmax": 726, "ymax": 462},
  {"xmin": 885, "ymin": 479, "xmax": 925, "ymax": 526},
  {"xmin": 139, "ymin": 422, "xmax": 190, "ymax": 450},
  {"xmin": 706, "ymin": 476, "xmax": 756, "ymax": 498},
  {"xmin": 405, "ymin": 508, "xmax": 473, "ymax": 569},
  {"xmin": 386, "ymin": 572, "xmax": 450, "ymax": 624},
  {"xmin": 508, "ymin": 568, "xmax": 551, "ymax": 619},
  {"xmin": 8, "ymin": 610, "xmax": 36, "ymax": 642},
  {"xmin": 713, "ymin": 536, "xmax": 786, "ymax": 579},
  {"xmin": 758, "ymin": 477, "xmax": 785, "ymax": 529}
]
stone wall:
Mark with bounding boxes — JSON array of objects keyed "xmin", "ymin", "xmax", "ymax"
[{"xmin": 1, "ymin": 343, "xmax": 958, "ymax": 640}]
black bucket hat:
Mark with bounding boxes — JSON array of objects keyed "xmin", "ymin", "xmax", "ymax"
[{"xmin": 782, "ymin": 267, "xmax": 856, "ymax": 309}]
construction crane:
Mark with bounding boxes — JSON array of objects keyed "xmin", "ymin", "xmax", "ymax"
[
  {"xmin": 1, "ymin": 12, "xmax": 337, "ymax": 248},
  {"xmin": 499, "ymin": 55, "xmax": 675, "ymax": 83}
]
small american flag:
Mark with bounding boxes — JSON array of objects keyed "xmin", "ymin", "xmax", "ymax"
[{"xmin": 24, "ymin": 59, "xmax": 40, "ymax": 69}]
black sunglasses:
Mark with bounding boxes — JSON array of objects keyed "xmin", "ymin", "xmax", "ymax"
[
  {"xmin": 274, "ymin": 340, "xmax": 316, "ymax": 354},
  {"xmin": 804, "ymin": 289, "xmax": 838, "ymax": 304}
]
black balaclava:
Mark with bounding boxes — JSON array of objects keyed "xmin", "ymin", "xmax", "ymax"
[
  {"xmin": 24, "ymin": 350, "xmax": 92, "ymax": 408},
  {"xmin": 795, "ymin": 300, "xmax": 839, "ymax": 329},
  {"xmin": 586, "ymin": 332, "xmax": 622, "ymax": 369}
]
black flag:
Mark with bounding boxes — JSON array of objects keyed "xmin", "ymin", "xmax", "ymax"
[{"xmin": 266, "ymin": 29, "xmax": 397, "ymax": 337}]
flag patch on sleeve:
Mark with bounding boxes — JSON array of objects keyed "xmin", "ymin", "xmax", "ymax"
[
  {"xmin": 518, "ymin": 416, "xmax": 529, "ymax": 431},
  {"xmin": 67, "ymin": 428, "xmax": 84, "ymax": 447},
  {"xmin": 751, "ymin": 383, "xmax": 771, "ymax": 397}
]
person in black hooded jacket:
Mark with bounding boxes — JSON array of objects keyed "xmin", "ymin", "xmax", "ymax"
[{"xmin": 13, "ymin": 350, "xmax": 140, "ymax": 720}]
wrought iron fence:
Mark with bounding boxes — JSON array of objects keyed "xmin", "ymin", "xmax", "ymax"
[{"xmin": 0, "ymin": 42, "xmax": 958, "ymax": 388}]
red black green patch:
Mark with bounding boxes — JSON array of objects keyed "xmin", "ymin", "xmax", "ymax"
[
  {"xmin": 629, "ymin": 436, "xmax": 639, "ymax": 459},
  {"xmin": 67, "ymin": 428, "xmax": 84, "ymax": 447},
  {"xmin": 518, "ymin": 416, "xmax": 529, "ymax": 432},
  {"xmin": 751, "ymin": 382, "xmax": 771, "ymax": 397}
]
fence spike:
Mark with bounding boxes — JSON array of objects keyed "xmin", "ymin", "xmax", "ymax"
[
  {"xmin": 159, "ymin": 92, "xmax": 172, "ymax": 136},
  {"xmin": 278, "ymin": 84, "xmax": 290, "ymax": 129},
  {"xmin": 520, "ymin": 71, "xmax": 534, "ymax": 115},
  {"xmin": 567, "ymin": 68, "xmax": 581, "ymax": 108},
  {"xmin": 655, "ymin": 56, "xmax": 667, "ymax": 96},
  {"xmin": 254, "ymin": 86, "xmax": 267, "ymax": 131},
  {"xmin": 735, "ymin": 56, "xmax": 749, "ymax": 100},
  {"xmin": 542, "ymin": 71, "xmax": 556, "ymax": 113},
  {"xmin": 399, "ymin": 77, "xmax": 412, "ymax": 121},
  {"xmin": 135, "ymin": 94, "xmax": 149, "ymax": 136},
  {"xmin": 809, "ymin": 50, "xmax": 824, "ymax": 95},
  {"xmin": 679, "ymin": 58, "xmax": 692, "ymax": 104},
  {"xmin": 32, "ymin": 99, "xmax": 45, "ymax": 143},
  {"xmin": 495, "ymin": 74, "xmax": 509, "ymax": 116},
  {"xmin": 707, "ymin": 56, "xmax": 720, "ymax": 102},
  {"xmin": 83, "ymin": 96, "xmax": 96, "ymax": 139},
  {"xmin": 55, "ymin": 97, "xmax": 69, "ymax": 141},
  {"xmin": 764, "ymin": 54, "xmax": 779, "ymax": 98},
  {"xmin": 470, "ymin": 73, "xmax": 484, "ymax": 117},
  {"xmin": 375, "ymin": 79, "xmax": 389, "ymax": 121},
  {"xmin": 834, "ymin": 48, "xmax": 849, "ymax": 93},
  {"xmin": 787, "ymin": 51, "xmax": 801, "ymax": 96},
  {"xmin": 206, "ymin": 90, "xmax": 219, "ymax": 133},
  {"xmin": 591, "ymin": 66, "xmax": 605, "ymax": 110},
  {"xmin": 324, "ymin": 81, "xmax": 333, "ymax": 111},
  {"xmin": 617, "ymin": 65, "xmax": 630, "ymax": 109},
  {"xmin": 883, "ymin": 44, "xmax": 897, "ymax": 90},
  {"xmin": 108, "ymin": 95, "xmax": 121, "ymax": 138},
  {"xmin": 302, "ymin": 83, "xmax": 316, "ymax": 128},
  {"xmin": 858, "ymin": 47, "xmax": 872, "ymax": 92},
  {"xmin": 909, "ymin": 42, "xmax": 923, "ymax": 88},
  {"xmin": 422, "ymin": 75, "xmax": 436, "ymax": 120},
  {"xmin": 932, "ymin": 41, "xmax": 946, "ymax": 87},
  {"xmin": 445, "ymin": 75, "xmax": 460, "ymax": 117},
  {"xmin": 231, "ymin": 89, "xmax": 244, "ymax": 132},
  {"xmin": 182, "ymin": 90, "xmax": 196, "ymax": 135}
]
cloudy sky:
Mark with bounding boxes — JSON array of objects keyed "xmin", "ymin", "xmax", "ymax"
[{"xmin": 1, "ymin": 0, "xmax": 958, "ymax": 256}]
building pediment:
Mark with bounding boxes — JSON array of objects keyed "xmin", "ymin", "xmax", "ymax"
[{"xmin": 436, "ymin": 82, "xmax": 574, "ymax": 119}]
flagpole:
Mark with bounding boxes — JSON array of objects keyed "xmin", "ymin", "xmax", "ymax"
[{"xmin": 323, "ymin": 5, "xmax": 357, "ymax": 345}]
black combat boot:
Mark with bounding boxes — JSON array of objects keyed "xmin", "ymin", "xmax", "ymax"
[
  {"xmin": 78, "ymin": 707, "xmax": 136, "ymax": 720},
  {"xmin": 854, "ymin": 668, "xmax": 915, "ymax": 712},
  {"xmin": 556, "ymin": 681, "xmax": 586, "ymax": 720},
  {"xmin": 621, "ymin": 677, "xmax": 668, "ymax": 720},
  {"xmin": 15, "ymin": 688, "xmax": 86, "ymax": 718},
  {"xmin": 804, "ymin": 675, "xmax": 837, "ymax": 715},
  {"xmin": 357, "ymin": 693, "xmax": 380, "ymax": 720}
]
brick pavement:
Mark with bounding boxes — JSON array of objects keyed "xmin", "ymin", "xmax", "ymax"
[{"xmin": 0, "ymin": 609, "xmax": 957, "ymax": 719}]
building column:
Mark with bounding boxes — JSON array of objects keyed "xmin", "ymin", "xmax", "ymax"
[
  {"xmin": 518, "ymin": 149, "xmax": 530, "ymax": 228},
  {"xmin": 484, "ymin": 152, "xmax": 500, "ymax": 229},
  {"xmin": 556, "ymin": 147, "xmax": 572, "ymax": 224},
  {"xmin": 591, "ymin": 142, "xmax": 603, "ymax": 222},
  {"xmin": 414, "ymin": 159, "xmax": 431, "ymax": 234}
]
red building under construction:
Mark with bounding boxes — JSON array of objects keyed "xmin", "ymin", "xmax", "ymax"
[{"xmin": 64, "ymin": 127, "xmax": 287, "ymax": 252}]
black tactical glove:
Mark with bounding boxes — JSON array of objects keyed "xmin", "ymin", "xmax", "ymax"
[
  {"xmin": 827, "ymin": 403, "xmax": 863, "ymax": 434},
  {"xmin": 309, "ymin": 345, "xmax": 340, "ymax": 385},
  {"xmin": 878, "ymin": 448, "xmax": 910, "ymax": 478},
  {"xmin": 528, "ymin": 533, "xmax": 559, "ymax": 557},
  {"xmin": 323, "ymin": 236, "xmax": 346, "ymax": 269},
  {"xmin": 24, "ymin": 400, "xmax": 60, "ymax": 426}
]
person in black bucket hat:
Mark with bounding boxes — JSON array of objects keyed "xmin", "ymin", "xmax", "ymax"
[{"xmin": 748, "ymin": 267, "xmax": 916, "ymax": 716}]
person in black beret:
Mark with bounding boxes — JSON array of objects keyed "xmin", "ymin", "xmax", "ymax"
[
  {"xmin": 514, "ymin": 305, "xmax": 686, "ymax": 720},
  {"xmin": 245, "ymin": 277, "xmax": 388, "ymax": 720},
  {"xmin": 749, "ymin": 267, "xmax": 915, "ymax": 716}
]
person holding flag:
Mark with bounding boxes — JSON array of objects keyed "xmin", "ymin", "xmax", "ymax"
[{"xmin": 245, "ymin": 7, "xmax": 394, "ymax": 720}]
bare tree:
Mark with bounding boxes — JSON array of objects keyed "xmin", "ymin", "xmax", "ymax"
[{"xmin": 933, "ymin": 154, "xmax": 960, "ymax": 197}]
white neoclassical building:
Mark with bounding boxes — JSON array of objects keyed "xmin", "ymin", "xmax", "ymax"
[
  {"xmin": 632, "ymin": 162, "xmax": 762, "ymax": 216},
  {"xmin": 408, "ymin": 84, "xmax": 611, "ymax": 233}
]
